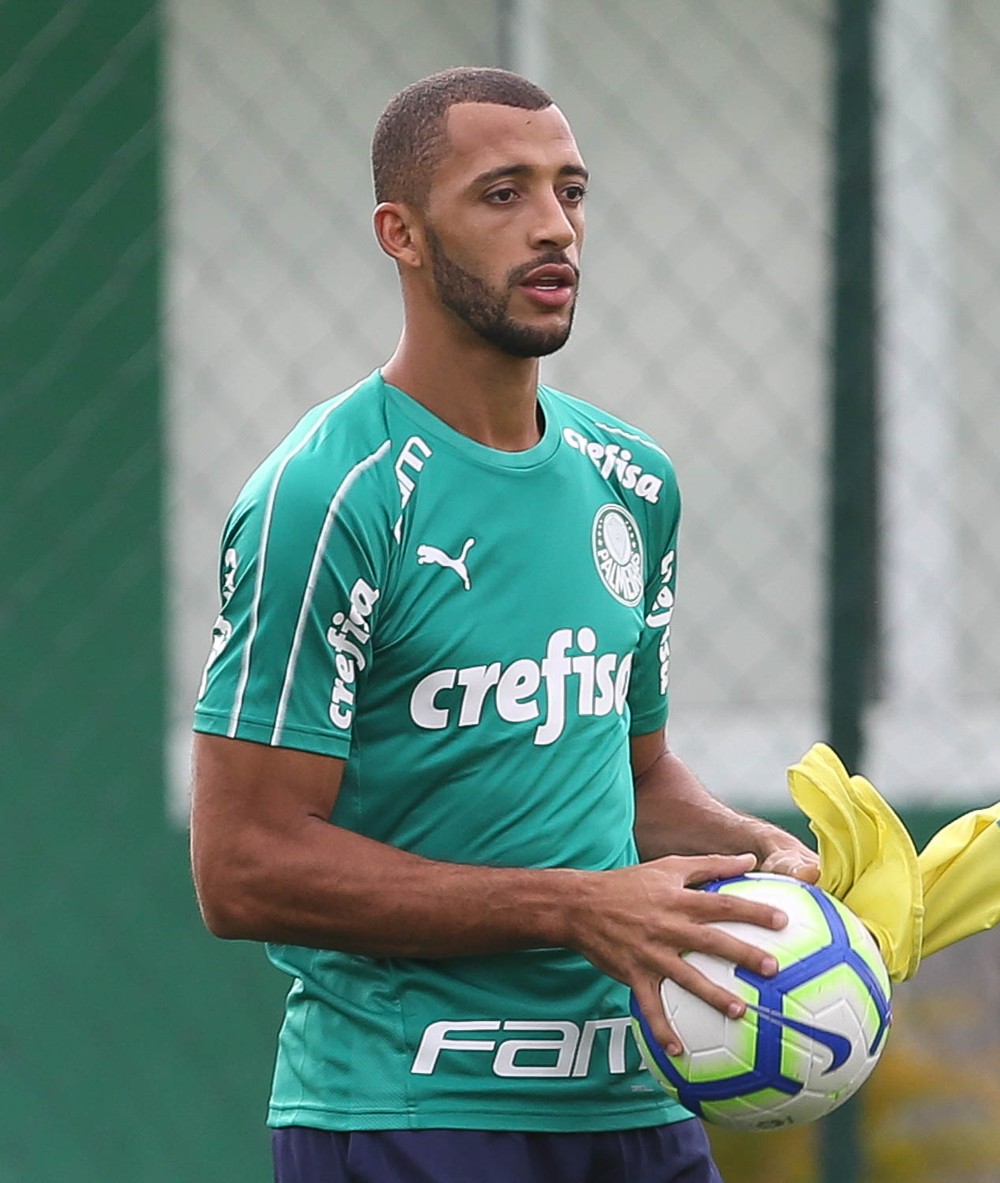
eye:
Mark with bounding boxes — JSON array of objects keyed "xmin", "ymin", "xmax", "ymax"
[
  {"xmin": 562, "ymin": 183, "xmax": 587, "ymax": 204},
  {"xmin": 487, "ymin": 187, "xmax": 519, "ymax": 204}
]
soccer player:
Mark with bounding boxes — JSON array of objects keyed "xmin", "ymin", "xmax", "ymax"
[{"xmin": 190, "ymin": 67, "xmax": 819, "ymax": 1183}]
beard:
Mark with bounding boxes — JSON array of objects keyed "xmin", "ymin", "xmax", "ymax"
[{"xmin": 425, "ymin": 227, "xmax": 577, "ymax": 359}]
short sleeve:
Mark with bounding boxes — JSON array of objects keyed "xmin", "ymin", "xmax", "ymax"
[{"xmin": 193, "ymin": 437, "xmax": 393, "ymax": 757}]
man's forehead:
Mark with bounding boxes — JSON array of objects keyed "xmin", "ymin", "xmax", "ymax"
[{"xmin": 441, "ymin": 102, "xmax": 583, "ymax": 173}]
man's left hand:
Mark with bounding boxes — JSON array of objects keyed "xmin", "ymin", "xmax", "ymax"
[{"xmin": 756, "ymin": 839, "xmax": 820, "ymax": 883}]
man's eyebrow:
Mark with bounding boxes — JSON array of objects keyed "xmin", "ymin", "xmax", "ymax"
[{"xmin": 469, "ymin": 163, "xmax": 590, "ymax": 188}]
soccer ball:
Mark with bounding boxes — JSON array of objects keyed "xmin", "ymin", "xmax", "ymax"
[{"xmin": 630, "ymin": 873, "xmax": 892, "ymax": 1130}]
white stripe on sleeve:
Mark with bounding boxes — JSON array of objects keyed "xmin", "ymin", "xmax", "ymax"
[
  {"xmin": 227, "ymin": 396, "xmax": 355, "ymax": 737},
  {"xmin": 270, "ymin": 439, "xmax": 392, "ymax": 746}
]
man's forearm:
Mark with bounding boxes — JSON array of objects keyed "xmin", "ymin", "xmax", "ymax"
[
  {"xmin": 633, "ymin": 747, "xmax": 811, "ymax": 871},
  {"xmin": 194, "ymin": 753, "xmax": 798, "ymax": 1054},
  {"xmin": 198, "ymin": 816, "xmax": 588, "ymax": 956}
]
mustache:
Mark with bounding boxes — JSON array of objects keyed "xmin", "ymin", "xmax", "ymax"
[{"xmin": 507, "ymin": 253, "xmax": 581, "ymax": 287}]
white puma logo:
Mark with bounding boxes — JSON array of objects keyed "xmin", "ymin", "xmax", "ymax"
[{"xmin": 416, "ymin": 538, "xmax": 476, "ymax": 591}]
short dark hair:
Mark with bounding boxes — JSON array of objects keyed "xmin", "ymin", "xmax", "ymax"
[{"xmin": 372, "ymin": 67, "xmax": 554, "ymax": 206}]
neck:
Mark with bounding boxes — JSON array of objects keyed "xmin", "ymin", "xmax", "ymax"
[{"xmin": 381, "ymin": 328, "xmax": 544, "ymax": 452}]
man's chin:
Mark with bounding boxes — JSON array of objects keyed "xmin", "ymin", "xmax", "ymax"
[
  {"xmin": 531, "ymin": 332, "xmax": 572, "ymax": 358},
  {"xmin": 480, "ymin": 317, "xmax": 574, "ymax": 359}
]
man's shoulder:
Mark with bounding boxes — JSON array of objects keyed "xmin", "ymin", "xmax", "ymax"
[
  {"xmin": 231, "ymin": 372, "xmax": 397, "ymax": 526},
  {"xmin": 276, "ymin": 370, "xmax": 391, "ymax": 461},
  {"xmin": 250, "ymin": 372, "xmax": 393, "ymax": 482},
  {"xmin": 543, "ymin": 386, "xmax": 676, "ymax": 481}
]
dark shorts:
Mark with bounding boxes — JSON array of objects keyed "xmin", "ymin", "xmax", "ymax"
[{"xmin": 271, "ymin": 1121, "xmax": 723, "ymax": 1183}]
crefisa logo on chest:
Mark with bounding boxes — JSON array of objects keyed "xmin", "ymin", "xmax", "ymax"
[{"xmin": 592, "ymin": 504, "xmax": 644, "ymax": 607}]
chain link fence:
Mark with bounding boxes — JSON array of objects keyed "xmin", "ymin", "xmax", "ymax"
[
  {"xmin": 5, "ymin": 1, "xmax": 1000, "ymax": 1180},
  {"xmin": 167, "ymin": 0, "xmax": 835, "ymax": 812}
]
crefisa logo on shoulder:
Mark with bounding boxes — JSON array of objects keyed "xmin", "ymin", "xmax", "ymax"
[{"xmin": 592, "ymin": 504, "xmax": 644, "ymax": 607}]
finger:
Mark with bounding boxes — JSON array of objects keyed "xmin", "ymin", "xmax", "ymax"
[
  {"xmin": 758, "ymin": 850, "xmax": 820, "ymax": 883},
  {"xmin": 684, "ymin": 888, "xmax": 788, "ymax": 933},
  {"xmin": 632, "ymin": 976, "xmax": 683, "ymax": 1056},
  {"xmin": 678, "ymin": 926, "xmax": 780, "ymax": 979},
  {"xmin": 669, "ymin": 955, "xmax": 753, "ymax": 1021},
  {"xmin": 679, "ymin": 852, "xmax": 757, "ymax": 887},
  {"xmin": 776, "ymin": 858, "xmax": 820, "ymax": 884},
  {"xmin": 785, "ymin": 859, "xmax": 821, "ymax": 884}
]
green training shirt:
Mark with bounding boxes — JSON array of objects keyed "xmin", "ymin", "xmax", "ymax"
[{"xmin": 194, "ymin": 370, "xmax": 688, "ymax": 1131}]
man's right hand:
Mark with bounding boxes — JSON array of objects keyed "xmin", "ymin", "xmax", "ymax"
[{"xmin": 567, "ymin": 853, "xmax": 787, "ymax": 1056}]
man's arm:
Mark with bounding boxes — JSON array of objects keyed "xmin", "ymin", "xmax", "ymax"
[
  {"xmin": 630, "ymin": 728, "xmax": 820, "ymax": 880},
  {"xmin": 192, "ymin": 732, "xmax": 585, "ymax": 956},
  {"xmin": 191, "ymin": 731, "xmax": 792, "ymax": 1053}
]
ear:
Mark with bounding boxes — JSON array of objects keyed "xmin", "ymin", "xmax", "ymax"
[{"xmin": 373, "ymin": 202, "xmax": 425, "ymax": 269}]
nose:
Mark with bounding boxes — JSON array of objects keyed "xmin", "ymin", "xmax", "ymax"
[{"xmin": 528, "ymin": 191, "xmax": 578, "ymax": 252}]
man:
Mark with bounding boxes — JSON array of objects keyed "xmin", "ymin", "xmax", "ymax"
[{"xmin": 190, "ymin": 67, "xmax": 819, "ymax": 1183}]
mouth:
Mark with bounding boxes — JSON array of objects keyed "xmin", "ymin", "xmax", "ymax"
[{"xmin": 517, "ymin": 263, "xmax": 578, "ymax": 310}]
